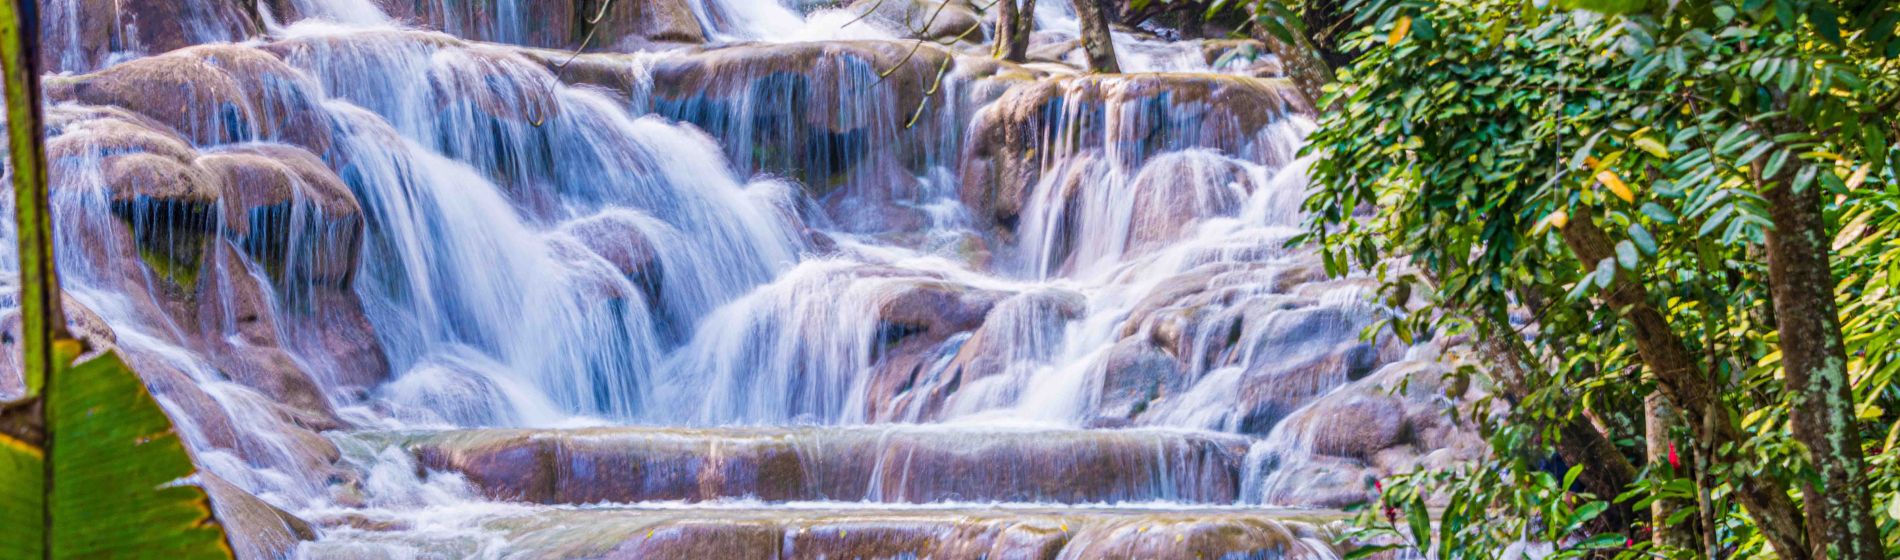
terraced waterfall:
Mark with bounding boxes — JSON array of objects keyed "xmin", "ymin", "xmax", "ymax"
[{"xmin": 4, "ymin": 0, "xmax": 1488, "ymax": 557}]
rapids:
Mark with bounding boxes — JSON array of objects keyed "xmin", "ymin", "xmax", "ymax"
[{"xmin": 4, "ymin": 0, "xmax": 1487, "ymax": 557}]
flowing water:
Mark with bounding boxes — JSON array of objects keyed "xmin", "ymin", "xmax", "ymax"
[{"xmin": 5, "ymin": 0, "xmax": 1482, "ymax": 557}]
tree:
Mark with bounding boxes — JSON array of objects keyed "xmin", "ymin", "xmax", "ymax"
[
  {"xmin": 0, "ymin": 2, "xmax": 234, "ymax": 557},
  {"xmin": 1296, "ymin": 0, "xmax": 1900, "ymax": 557},
  {"xmin": 994, "ymin": 0, "xmax": 1037, "ymax": 62},
  {"xmin": 1072, "ymin": 0, "xmax": 1121, "ymax": 72}
]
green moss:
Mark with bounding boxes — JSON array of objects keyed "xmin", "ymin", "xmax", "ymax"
[{"xmin": 138, "ymin": 243, "xmax": 202, "ymax": 292}]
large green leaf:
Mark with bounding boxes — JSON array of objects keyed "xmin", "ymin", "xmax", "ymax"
[
  {"xmin": 0, "ymin": 350, "xmax": 234, "ymax": 559},
  {"xmin": 0, "ymin": 427, "xmax": 45, "ymax": 559},
  {"xmin": 51, "ymin": 350, "xmax": 233, "ymax": 557}
]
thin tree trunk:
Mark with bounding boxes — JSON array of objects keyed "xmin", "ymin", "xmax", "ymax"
[
  {"xmin": 1559, "ymin": 206, "xmax": 1812, "ymax": 560},
  {"xmin": 993, "ymin": 0, "xmax": 1035, "ymax": 63},
  {"xmin": 1475, "ymin": 323, "xmax": 1641, "ymax": 528},
  {"xmin": 1763, "ymin": 176, "xmax": 1885, "ymax": 560},
  {"xmin": 1070, "ymin": 0, "xmax": 1118, "ymax": 73},
  {"xmin": 1645, "ymin": 395, "xmax": 1698, "ymax": 550}
]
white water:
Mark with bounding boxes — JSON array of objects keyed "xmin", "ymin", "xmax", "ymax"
[{"xmin": 6, "ymin": 0, "xmax": 1454, "ymax": 557}]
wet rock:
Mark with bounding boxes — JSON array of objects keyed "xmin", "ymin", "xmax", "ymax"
[
  {"xmin": 407, "ymin": 427, "xmax": 1250, "ymax": 505},
  {"xmin": 863, "ymin": 279, "xmax": 1007, "ymax": 419},
  {"xmin": 200, "ymin": 144, "xmax": 365, "ymax": 288},
  {"xmin": 1124, "ymin": 150, "xmax": 1254, "ymax": 252},
  {"xmin": 41, "ymin": 0, "xmax": 260, "ymax": 73},
  {"xmin": 203, "ymin": 472, "xmax": 318, "ymax": 560},
  {"xmin": 302, "ymin": 506, "xmax": 1343, "ymax": 560},
  {"xmin": 1301, "ymin": 393, "xmax": 1409, "ymax": 459},
  {"xmin": 845, "ymin": 0, "xmax": 984, "ymax": 43},
  {"xmin": 960, "ymin": 73, "xmax": 1308, "ymax": 241},
  {"xmin": 645, "ymin": 40, "xmax": 1029, "ymax": 235},
  {"xmin": 1203, "ymin": 38, "xmax": 1286, "ymax": 78},
  {"xmin": 195, "ymin": 244, "xmax": 345, "ymax": 431},
  {"xmin": 560, "ymin": 212, "xmax": 663, "ymax": 302},
  {"xmin": 1092, "ymin": 338, "xmax": 1187, "ymax": 424},
  {"xmin": 349, "ymin": 0, "xmax": 706, "ymax": 49},
  {"xmin": 55, "ymin": 46, "xmax": 333, "ymax": 151}
]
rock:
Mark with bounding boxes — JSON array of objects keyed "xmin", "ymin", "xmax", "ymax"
[
  {"xmin": 1301, "ymin": 393, "xmax": 1410, "ymax": 460},
  {"xmin": 408, "ymin": 427, "xmax": 1250, "ymax": 505},
  {"xmin": 862, "ymin": 278, "xmax": 1007, "ymax": 419},
  {"xmin": 1203, "ymin": 38, "xmax": 1286, "ymax": 78},
  {"xmin": 643, "ymin": 40, "xmax": 1030, "ymax": 236},
  {"xmin": 301, "ymin": 506, "xmax": 1342, "ymax": 559},
  {"xmin": 1092, "ymin": 338, "xmax": 1186, "ymax": 424},
  {"xmin": 844, "ymin": 0, "xmax": 984, "ymax": 43},
  {"xmin": 195, "ymin": 243, "xmax": 346, "ymax": 431},
  {"xmin": 200, "ymin": 144, "xmax": 365, "ymax": 288},
  {"xmin": 55, "ymin": 46, "xmax": 333, "ymax": 151},
  {"xmin": 1124, "ymin": 150, "xmax": 1253, "ymax": 252},
  {"xmin": 960, "ymin": 73, "xmax": 1309, "ymax": 241},
  {"xmin": 559, "ymin": 211, "xmax": 663, "ymax": 302},
  {"xmin": 266, "ymin": 0, "xmax": 704, "ymax": 49},
  {"xmin": 202, "ymin": 472, "xmax": 319, "ymax": 560},
  {"xmin": 41, "ymin": 0, "xmax": 260, "ymax": 73}
]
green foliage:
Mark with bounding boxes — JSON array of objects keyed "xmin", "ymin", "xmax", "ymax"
[
  {"xmin": 0, "ymin": 349, "xmax": 235, "ymax": 559},
  {"xmin": 1294, "ymin": 0, "xmax": 1900, "ymax": 556}
]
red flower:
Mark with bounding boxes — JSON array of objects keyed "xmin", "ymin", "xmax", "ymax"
[
  {"xmin": 1667, "ymin": 442, "xmax": 1679, "ymax": 470},
  {"xmin": 1374, "ymin": 479, "xmax": 1384, "ymax": 492},
  {"xmin": 1625, "ymin": 536, "xmax": 1634, "ymax": 547}
]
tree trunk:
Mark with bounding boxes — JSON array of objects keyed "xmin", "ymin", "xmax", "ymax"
[
  {"xmin": 993, "ymin": 0, "xmax": 1035, "ymax": 63},
  {"xmin": 1474, "ymin": 323, "xmax": 1641, "ymax": 529},
  {"xmin": 1558, "ymin": 206, "xmax": 1812, "ymax": 560},
  {"xmin": 1645, "ymin": 395, "xmax": 1698, "ymax": 550},
  {"xmin": 1070, "ymin": 0, "xmax": 1119, "ymax": 73},
  {"xmin": 1763, "ymin": 177, "xmax": 1885, "ymax": 560}
]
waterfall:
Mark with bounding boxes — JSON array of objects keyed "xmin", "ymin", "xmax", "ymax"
[{"xmin": 6, "ymin": 0, "xmax": 1482, "ymax": 556}]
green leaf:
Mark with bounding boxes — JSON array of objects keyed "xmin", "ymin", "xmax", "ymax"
[
  {"xmin": 1866, "ymin": 127, "xmax": 1889, "ymax": 175},
  {"xmin": 1615, "ymin": 240, "xmax": 1640, "ymax": 270},
  {"xmin": 1406, "ymin": 500, "xmax": 1432, "ymax": 547},
  {"xmin": 1595, "ymin": 257, "xmax": 1618, "ymax": 288},
  {"xmin": 1576, "ymin": 532, "xmax": 1627, "ymax": 549},
  {"xmin": 1639, "ymin": 202, "xmax": 1677, "ymax": 224},
  {"xmin": 0, "ymin": 430, "xmax": 44, "ymax": 559},
  {"xmin": 1343, "ymin": 544, "xmax": 1402, "ymax": 560},
  {"xmin": 1634, "ymin": 136, "xmax": 1670, "ymax": 159},
  {"xmin": 1628, "ymin": 223, "xmax": 1658, "ymax": 255},
  {"xmin": 0, "ymin": 351, "xmax": 235, "ymax": 558}
]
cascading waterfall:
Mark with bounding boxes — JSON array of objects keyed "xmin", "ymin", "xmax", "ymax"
[{"xmin": 6, "ymin": 0, "xmax": 1482, "ymax": 556}]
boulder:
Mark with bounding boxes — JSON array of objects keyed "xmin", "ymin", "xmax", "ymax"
[
  {"xmin": 644, "ymin": 40, "xmax": 1031, "ymax": 236},
  {"xmin": 41, "ymin": 0, "xmax": 260, "ymax": 73},
  {"xmin": 407, "ymin": 427, "xmax": 1249, "ymax": 505},
  {"xmin": 54, "ymin": 46, "xmax": 333, "ymax": 151},
  {"xmin": 203, "ymin": 472, "xmax": 319, "ymax": 560},
  {"xmin": 1124, "ymin": 150, "xmax": 1254, "ymax": 251},
  {"xmin": 199, "ymin": 144, "xmax": 365, "ymax": 288},
  {"xmin": 844, "ymin": 0, "xmax": 984, "ymax": 43},
  {"xmin": 960, "ymin": 73, "xmax": 1308, "ymax": 241},
  {"xmin": 559, "ymin": 212, "xmax": 663, "ymax": 303},
  {"xmin": 862, "ymin": 278, "xmax": 1007, "ymax": 419}
]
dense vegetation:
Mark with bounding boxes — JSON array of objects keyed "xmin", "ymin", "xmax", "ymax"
[{"xmin": 1275, "ymin": 0, "xmax": 1900, "ymax": 557}]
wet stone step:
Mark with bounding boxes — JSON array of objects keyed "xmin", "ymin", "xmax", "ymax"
[
  {"xmin": 301, "ymin": 503, "xmax": 1347, "ymax": 560},
  {"xmin": 371, "ymin": 427, "xmax": 1255, "ymax": 506}
]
